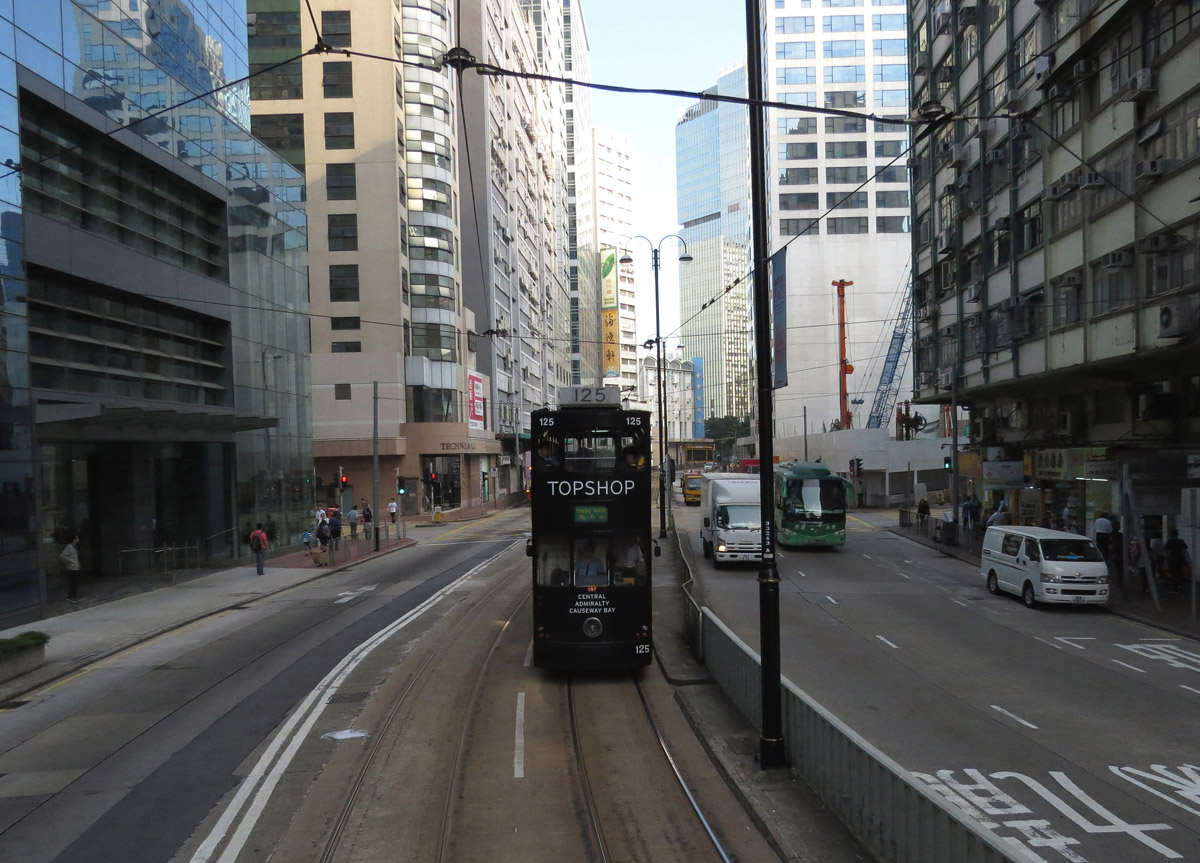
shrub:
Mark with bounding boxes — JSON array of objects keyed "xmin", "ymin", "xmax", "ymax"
[{"xmin": 0, "ymin": 631, "xmax": 50, "ymax": 659}]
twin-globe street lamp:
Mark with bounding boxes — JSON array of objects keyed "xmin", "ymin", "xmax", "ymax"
[{"xmin": 619, "ymin": 236, "xmax": 692, "ymax": 539}]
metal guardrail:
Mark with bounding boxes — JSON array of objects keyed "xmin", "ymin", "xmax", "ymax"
[
  {"xmin": 697, "ymin": 609, "xmax": 1037, "ymax": 863},
  {"xmin": 117, "ymin": 543, "xmax": 199, "ymax": 576}
]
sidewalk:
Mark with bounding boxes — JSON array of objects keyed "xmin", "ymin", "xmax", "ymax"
[
  {"xmin": 0, "ymin": 535, "xmax": 416, "ymax": 704},
  {"xmin": 890, "ymin": 513, "xmax": 1200, "ymax": 641}
]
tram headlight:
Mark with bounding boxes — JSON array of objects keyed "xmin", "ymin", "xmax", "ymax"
[{"xmin": 582, "ymin": 617, "xmax": 603, "ymax": 638}]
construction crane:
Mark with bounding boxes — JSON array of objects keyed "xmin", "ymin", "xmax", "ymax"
[{"xmin": 865, "ymin": 292, "xmax": 913, "ymax": 429}]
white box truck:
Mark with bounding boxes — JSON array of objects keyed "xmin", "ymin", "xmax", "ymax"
[{"xmin": 699, "ymin": 473, "xmax": 762, "ymax": 566}]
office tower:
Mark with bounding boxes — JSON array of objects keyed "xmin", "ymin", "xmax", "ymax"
[
  {"xmin": 1, "ymin": 0, "xmax": 310, "ymax": 620},
  {"xmin": 768, "ymin": 0, "xmax": 914, "ymax": 433},
  {"xmin": 908, "ymin": 0, "xmax": 1200, "ymax": 527},
  {"xmin": 676, "ymin": 62, "xmax": 752, "ymax": 427},
  {"xmin": 592, "ymin": 126, "xmax": 639, "ymax": 391}
]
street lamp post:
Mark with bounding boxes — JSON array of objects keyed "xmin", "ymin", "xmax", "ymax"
[{"xmin": 620, "ymin": 236, "xmax": 692, "ymax": 539}]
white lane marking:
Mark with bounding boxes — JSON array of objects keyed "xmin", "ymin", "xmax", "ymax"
[
  {"xmin": 1034, "ymin": 637, "xmax": 1065, "ymax": 650},
  {"xmin": 1054, "ymin": 636, "xmax": 1096, "ymax": 650},
  {"xmin": 897, "ymin": 571, "xmax": 911, "ymax": 579},
  {"xmin": 334, "ymin": 584, "xmax": 378, "ymax": 604},
  {"xmin": 862, "ymin": 554, "xmax": 873, "ymax": 560},
  {"xmin": 1140, "ymin": 637, "xmax": 1180, "ymax": 641},
  {"xmin": 876, "ymin": 636, "xmax": 899, "ymax": 649},
  {"xmin": 1181, "ymin": 685, "xmax": 1200, "ymax": 696},
  {"xmin": 991, "ymin": 705, "xmax": 1038, "ymax": 729},
  {"xmin": 1112, "ymin": 659, "xmax": 1146, "ymax": 673},
  {"xmin": 903, "ymin": 559, "xmax": 913, "ymax": 564},
  {"xmin": 951, "ymin": 599, "xmax": 968, "ymax": 608},
  {"xmin": 191, "ymin": 542, "xmax": 518, "ymax": 863},
  {"xmin": 514, "ymin": 692, "xmax": 526, "ymax": 778},
  {"xmin": 523, "ymin": 640, "xmax": 533, "ymax": 668},
  {"xmin": 796, "ymin": 569, "xmax": 807, "ymax": 577},
  {"xmin": 826, "ymin": 596, "xmax": 838, "ymax": 605}
]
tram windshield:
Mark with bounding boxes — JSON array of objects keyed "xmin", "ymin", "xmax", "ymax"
[
  {"xmin": 533, "ymin": 431, "xmax": 647, "ymax": 473},
  {"xmin": 534, "ymin": 534, "xmax": 648, "ymax": 587},
  {"xmin": 782, "ymin": 478, "xmax": 846, "ymax": 520}
]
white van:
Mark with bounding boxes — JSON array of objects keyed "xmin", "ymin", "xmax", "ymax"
[{"xmin": 981, "ymin": 526, "xmax": 1109, "ymax": 607}]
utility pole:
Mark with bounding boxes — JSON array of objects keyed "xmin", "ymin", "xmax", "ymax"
[
  {"xmin": 833, "ymin": 279, "xmax": 854, "ymax": 430},
  {"xmin": 373, "ymin": 381, "xmax": 380, "ymax": 552}
]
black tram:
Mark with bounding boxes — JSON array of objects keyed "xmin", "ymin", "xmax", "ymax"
[{"xmin": 528, "ymin": 387, "xmax": 655, "ymax": 671}]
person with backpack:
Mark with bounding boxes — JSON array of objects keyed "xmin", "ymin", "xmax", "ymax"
[
  {"xmin": 249, "ymin": 522, "xmax": 269, "ymax": 575},
  {"xmin": 328, "ymin": 510, "xmax": 343, "ymax": 550},
  {"xmin": 314, "ymin": 517, "xmax": 331, "ymax": 565}
]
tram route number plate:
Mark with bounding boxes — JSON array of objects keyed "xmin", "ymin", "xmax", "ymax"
[{"xmin": 574, "ymin": 505, "xmax": 609, "ymax": 523}]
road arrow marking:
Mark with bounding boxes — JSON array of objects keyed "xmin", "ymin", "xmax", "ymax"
[{"xmin": 335, "ymin": 584, "xmax": 379, "ymax": 604}]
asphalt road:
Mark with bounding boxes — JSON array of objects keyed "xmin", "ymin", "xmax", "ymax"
[
  {"xmin": 674, "ymin": 500, "xmax": 1200, "ymax": 863},
  {"xmin": 0, "ymin": 518, "xmax": 525, "ymax": 863}
]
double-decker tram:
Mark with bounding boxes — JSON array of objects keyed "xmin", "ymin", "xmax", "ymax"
[
  {"xmin": 773, "ymin": 461, "xmax": 855, "ymax": 548},
  {"xmin": 528, "ymin": 386, "xmax": 655, "ymax": 671}
]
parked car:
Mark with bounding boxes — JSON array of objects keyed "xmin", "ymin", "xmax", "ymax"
[{"xmin": 981, "ymin": 526, "xmax": 1109, "ymax": 608}]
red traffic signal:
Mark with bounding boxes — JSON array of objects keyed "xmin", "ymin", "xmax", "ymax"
[{"xmin": 341, "ymin": 474, "xmax": 348, "ymax": 485}]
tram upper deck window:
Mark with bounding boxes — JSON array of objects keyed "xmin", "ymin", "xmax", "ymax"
[{"xmin": 533, "ymin": 431, "xmax": 647, "ymax": 473}]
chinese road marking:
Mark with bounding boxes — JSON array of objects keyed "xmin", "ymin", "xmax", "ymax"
[
  {"xmin": 1117, "ymin": 642, "xmax": 1200, "ymax": 674},
  {"xmin": 991, "ymin": 705, "xmax": 1039, "ymax": 729},
  {"xmin": 1112, "ymin": 763, "xmax": 1200, "ymax": 819}
]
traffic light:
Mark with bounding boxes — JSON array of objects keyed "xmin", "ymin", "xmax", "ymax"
[
  {"xmin": 944, "ymin": 453, "xmax": 952, "ymax": 470},
  {"xmin": 855, "ymin": 458, "xmax": 864, "ymax": 476},
  {"xmin": 341, "ymin": 473, "xmax": 349, "ymax": 485},
  {"xmin": 848, "ymin": 458, "xmax": 856, "ymax": 478},
  {"xmin": 397, "ymin": 477, "xmax": 406, "ymax": 495},
  {"xmin": 430, "ymin": 470, "xmax": 437, "ymax": 482}
]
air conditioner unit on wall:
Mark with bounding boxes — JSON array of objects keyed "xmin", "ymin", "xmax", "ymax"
[
  {"xmin": 1079, "ymin": 171, "xmax": 1105, "ymax": 188},
  {"xmin": 1145, "ymin": 232, "xmax": 1182, "ymax": 252},
  {"xmin": 1135, "ymin": 159, "xmax": 1177, "ymax": 180},
  {"xmin": 1119, "ymin": 68, "xmax": 1156, "ymax": 102},
  {"xmin": 938, "ymin": 366, "xmax": 955, "ymax": 387},
  {"xmin": 1158, "ymin": 301, "xmax": 1192, "ymax": 339},
  {"xmin": 1100, "ymin": 249, "xmax": 1133, "ymax": 268},
  {"xmin": 918, "ymin": 370, "xmax": 936, "ymax": 386},
  {"xmin": 966, "ymin": 281, "xmax": 983, "ymax": 303}
]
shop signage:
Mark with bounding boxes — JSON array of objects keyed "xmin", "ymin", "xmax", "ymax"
[
  {"xmin": 467, "ymin": 371, "xmax": 485, "ymax": 430},
  {"xmin": 1083, "ymin": 459, "xmax": 1118, "ymax": 481},
  {"xmin": 982, "ymin": 461, "xmax": 1023, "ymax": 483},
  {"xmin": 441, "ymin": 441, "xmax": 477, "ymax": 451},
  {"xmin": 1034, "ymin": 449, "xmax": 1072, "ymax": 480}
]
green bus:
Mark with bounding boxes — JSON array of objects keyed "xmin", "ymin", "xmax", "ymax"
[{"xmin": 773, "ymin": 462, "xmax": 855, "ymax": 548}]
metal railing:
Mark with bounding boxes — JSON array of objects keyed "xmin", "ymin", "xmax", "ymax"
[{"xmin": 117, "ymin": 543, "xmax": 200, "ymax": 576}]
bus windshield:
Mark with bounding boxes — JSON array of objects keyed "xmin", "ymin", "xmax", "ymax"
[
  {"xmin": 717, "ymin": 504, "xmax": 760, "ymax": 529},
  {"xmin": 783, "ymin": 478, "xmax": 846, "ymax": 520}
]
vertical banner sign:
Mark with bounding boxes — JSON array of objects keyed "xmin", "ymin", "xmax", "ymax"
[
  {"xmin": 467, "ymin": 371, "xmax": 485, "ymax": 430},
  {"xmin": 691, "ymin": 356, "xmax": 705, "ymax": 438},
  {"xmin": 600, "ymin": 247, "xmax": 620, "ymax": 379},
  {"xmin": 770, "ymin": 248, "xmax": 788, "ymax": 388}
]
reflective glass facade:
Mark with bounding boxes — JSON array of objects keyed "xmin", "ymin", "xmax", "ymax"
[{"xmin": 0, "ymin": 0, "xmax": 309, "ymax": 624}]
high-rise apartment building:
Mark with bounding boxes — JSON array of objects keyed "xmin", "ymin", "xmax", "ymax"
[
  {"xmin": 1, "ymin": 1, "xmax": 310, "ymax": 623},
  {"xmin": 676, "ymin": 62, "xmax": 752, "ymax": 426},
  {"xmin": 908, "ymin": 0, "xmax": 1200, "ymax": 530},
  {"xmin": 592, "ymin": 127, "xmax": 639, "ymax": 391},
  {"xmin": 767, "ymin": 0, "xmax": 914, "ymax": 433}
]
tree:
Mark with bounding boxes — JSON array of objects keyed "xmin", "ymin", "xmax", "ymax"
[{"xmin": 705, "ymin": 415, "xmax": 751, "ymax": 457}]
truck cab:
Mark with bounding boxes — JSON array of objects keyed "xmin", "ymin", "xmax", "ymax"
[{"xmin": 699, "ymin": 473, "xmax": 762, "ymax": 566}]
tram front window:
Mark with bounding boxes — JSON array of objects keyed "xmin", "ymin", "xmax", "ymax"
[{"xmin": 535, "ymin": 535, "xmax": 647, "ymax": 587}]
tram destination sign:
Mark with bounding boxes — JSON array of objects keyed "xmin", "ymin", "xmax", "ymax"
[
  {"xmin": 557, "ymin": 386, "xmax": 622, "ymax": 406},
  {"xmin": 573, "ymin": 505, "xmax": 609, "ymax": 524}
]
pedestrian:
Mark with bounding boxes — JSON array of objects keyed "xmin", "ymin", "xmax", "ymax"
[
  {"xmin": 1150, "ymin": 531, "xmax": 1166, "ymax": 580},
  {"xmin": 1092, "ymin": 512, "xmax": 1113, "ymax": 559},
  {"xmin": 388, "ymin": 497, "xmax": 398, "ymax": 524},
  {"xmin": 968, "ymin": 495, "xmax": 982, "ymax": 530},
  {"xmin": 916, "ymin": 499, "xmax": 930, "ymax": 530},
  {"xmin": 328, "ymin": 510, "xmax": 342, "ymax": 550},
  {"xmin": 1164, "ymin": 528, "xmax": 1190, "ymax": 593},
  {"xmin": 1129, "ymin": 535, "xmax": 1147, "ymax": 594},
  {"xmin": 314, "ymin": 505, "xmax": 326, "ymax": 527},
  {"xmin": 986, "ymin": 506, "xmax": 1007, "ymax": 527},
  {"xmin": 60, "ymin": 534, "xmax": 81, "ymax": 602},
  {"xmin": 961, "ymin": 498, "xmax": 973, "ymax": 531},
  {"xmin": 302, "ymin": 529, "xmax": 312, "ymax": 556},
  {"xmin": 249, "ymin": 522, "xmax": 269, "ymax": 575},
  {"xmin": 315, "ymin": 517, "xmax": 330, "ymax": 565},
  {"xmin": 347, "ymin": 505, "xmax": 359, "ymax": 539},
  {"xmin": 362, "ymin": 501, "xmax": 373, "ymax": 539}
]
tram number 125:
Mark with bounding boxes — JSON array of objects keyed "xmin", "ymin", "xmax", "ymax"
[{"xmin": 635, "ymin": 644, "xmax": 650, "ymax": 654}]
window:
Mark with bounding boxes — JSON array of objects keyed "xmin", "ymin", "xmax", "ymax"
[
  {"xmin": 826, "ymin": 65, "xmax": 866, "ymax": 83},
  {"xmin": 778, "ymin": 66, "xmax": 817, "ymax": 85},
  {"xmin": 780, "ymin": 92, "xmax": 818, "ymax": 107},
  {"xmin": 1017, "ymin": 200, "xmax": 1042, "ymax": 253},
  {"xmin": 409, "ymin": 224, "xmax": 454, "ymax": 263},
  {"xmin": 827, "ymin": 165, "xmax": 869, "ymax": 183},
  {"xmin": 324, "ymin": 112, "xmax": 354, "ymax": 149},
  {"xmin": 322, "ymin": 61, "xmax": 353, "ymax": 98},
  {"xmin": 779, "ymin": 142, "xmax": 819, "ymax": 160},
  {"xmin": 776, "ymin": 16, "xmax": 815, "ymax": 32},
  {"xmin": 873, "ymin": 38, "xmax": 906, "ymax": 55},
  {"xmin": 876, "ymin": 165, "xmax": 907, "ymax": 182},
  {"xmin": 1091, "ymin": 254, "xmax": 1136, "ymax": 313},
  {"xmin": 779, "ymin": 167, "xmax": 819, "ymax": 185},
  {"xmin": 827, "ymin": 141, "xmax": 868, "ymax": 158},
  {"xmin": 407, "ymin": 176, "xmax": 453, "ymax": 218},
  {"xmin": 411, "ymin": 272, "xmax": 456, "ymax": 309},
  {"xmin": 331, "ymin": 342, "xmax": 362, "ymax": 353},
  {"xmin": 829, "ymin": 217, "xmax": 869, "ymax": 234},
  {"xmin": 827, "ymin": 191, "xmax": 868, "ymax": 208},
  {"xmin": 825, "ymin": 90, "xmax": 865, "ymax": 108},
  {"xmin": 326, "ymin": 163, "xmax": 356, "ymax": 200},
  {"xmin": 987, "ymin": 222, "xmax": 1011, "ymax": 270},
  {"xmin": 876, "ymin": 190, "xmax": 909, "ymax": 207},
  {"xmin": 335, "ymin": 383, "xmax": 352, "ymax": 400},
  {"xmin": 779, "ymin": 116, "xmax": 818, "ymax": 135},
  {"xmin": 777, "ymin": 41, "xmax": 817, "ymax": 59},
  {"xmin": 877, "ymin": 215, "xmax": 910, "ymax": 232},
  {"xmin": 249, "ymin": 63, "xmax": 303, "ymax": 101},
  {"xmin": 411, "ymin": 322, "xmax": 458, "ymax": 362},
  {"xmin": 406, "ymin": 128, "xmax": 453, "ymax": 170},
  {"xmin": 329, "ymin": 264, "xmax": 359, "ymax": 301},
  {"xmin": 780, "ymin": 192, "xmax": 821, "ymax": 209},
  {"xmin": 875, "ymin": 139, "xmax": 908, "ymax": 157},
  {"xmin": 876, "ymin": 89, "xmax": 908, "ymax": 107},
  {"xmin": 321, "ymin": 10, "xmax": 351, "ymax": 47},
  {"xmin": 250, "ymin": 113, "xmax": 304, "ymax": 168},
  {"xmin": 824, "ymin": 39, "xmax": 864, "ymax": 57},
  {"xmin": 331, "ymin": 317, "xmax": 361, "ymax": 330},
  {"xmin": 824, "ymin": 0, "xmax": 862, "ymax": 5},
  {"xmin": 827, "ymin": 116, "xmax": 866, "ymax": 133},
  {"xmin": 404, "ymin": 80, "xmax": 451, "ymax": 120},
  {"xmin": 781, "ymin": 219, "xmax": 820, "ymax": 236},
  {"xmin": 825, "ymin": 15, "xmax": 864, "ymax": 31},
  {"xmin": 328, "ymin": 213, "xmax": 358, "ymax": 250},
  {"xmin": 875, "ymin": 63, "xmax": 907, "ymax": 81},
  {"xmin": 872, "ymin": 13, "xmax": 905, "ymax": 29},
  {"xmin": 1052, "ymin": 278, "xmax": 1083, "ymax": 327}
]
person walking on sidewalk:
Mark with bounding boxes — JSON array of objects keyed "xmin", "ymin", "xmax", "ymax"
[
  {"xmin": 249, "ymin": 523, "xmax": 269, "ymax": 575},
  {"xmin": 347, "ymin": 505, "xmax": 359, "ymax": 539},
  {"xmin": 328, "ymin": 510, "xmax": 342, "ymax": 550},
  {"xmin": 60, "ymin": 534, "xmax": 81, "ymax": 602},
  {"xmin": 362, "ymin": 500, "xmax": 373, "ymax": 539},
  {"xmin": 1165, "ymin": 528, "xmax": 1191, "ymax": 593},
  {"xmin": 388, "ymin": 498, "xmax": 398, "ymax": 524},
  {"xmin": 1092, "ymin": 512, "xmax": 1114, "ymax": 559}
]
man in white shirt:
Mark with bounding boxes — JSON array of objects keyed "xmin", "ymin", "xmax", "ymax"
[
  {"xmin": 1093, "ymin": 512, "xmax": 1113, "ymax": 559},
  {"xmin": 986, "ymin": 507, "xmax": 1006, "ymax": 527},
  {"xmin": 388, "ymin": 498, "xmax": 398, "ymax": 523}
]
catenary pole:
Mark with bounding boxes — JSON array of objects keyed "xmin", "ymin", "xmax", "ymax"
[{"xmin": 746, "ymin": 0, "xmax": 786, "ymax": 768}]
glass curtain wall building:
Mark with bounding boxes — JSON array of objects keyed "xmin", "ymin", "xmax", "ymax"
[
  {"xmin": 675, "ymin": 62, "xmax": 752, "ymax": 426},
  {"xmin": 1, "ymin": 1, "xmax": 309, "ymax": 624}
]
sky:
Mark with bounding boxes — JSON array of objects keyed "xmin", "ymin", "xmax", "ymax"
[{"xmin": 581, "ymin": 1, "xmax": 747, "ymax": 348}]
